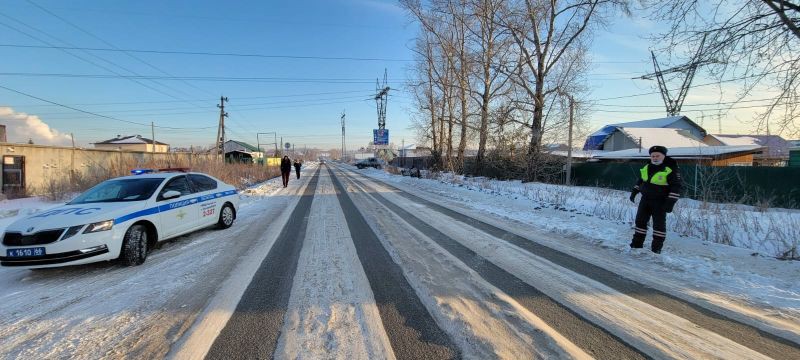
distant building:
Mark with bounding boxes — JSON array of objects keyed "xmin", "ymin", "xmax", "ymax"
[
  {"xmin": 707, "ymin": 134, "xmax": 792, "ymax": 166},
  {"xmin": 223, "ymin": 140, "xmax": 263, "ymax": 163},
  {"xmin": 0, "ymin": 125, "xmax": 6, "ymax": 142},
  {"xmin": 583, "ymin": 115, "xmax": 708, "ymax": 151},
  {"xmin": 94, "ymin": 135, "xmax": 169, "ymax": 152},
  {"xmin": 590, "ymin": 145, "xmax": 763, "ymax": 166}
]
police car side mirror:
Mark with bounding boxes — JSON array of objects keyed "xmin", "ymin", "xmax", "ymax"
[{"xmin": 162, "ymin": 190, "xmax": 181, "ymax": 200}]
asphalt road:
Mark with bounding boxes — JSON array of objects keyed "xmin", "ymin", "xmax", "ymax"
[
  {"xmin": 206, "ymin": 167, "xmax": 321, "ymax": 360},
  {"xmin": 198, "ymin": 164, "xmax": 800, "ymax": 359}
]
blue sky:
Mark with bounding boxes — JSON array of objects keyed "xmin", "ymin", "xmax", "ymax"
[{"xmin": 0, "ymin": 0, "xmax": 769, "ymax": 149}]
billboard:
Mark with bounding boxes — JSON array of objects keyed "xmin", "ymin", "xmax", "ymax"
[{"xmin": 373, "ymin": 129, "xmax": 389, "ymax": 145}]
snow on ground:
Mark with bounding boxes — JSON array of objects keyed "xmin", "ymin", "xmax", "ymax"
[
  {"xmin": 353, "ymin": 165, "xmax": 800, "ymax": 342},
  {"xmin": 274, "ymin": 168, "xmax": 395, "ymax": 360},
  {"xmin": 0, "ymin": 166, "xmax": 312, "ymax": 360}
]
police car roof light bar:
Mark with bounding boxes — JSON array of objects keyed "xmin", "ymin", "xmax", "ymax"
[
  {"xmin": 158, "ymin": 167, "xmax": 190, "ymax": 173},
  {"xmin": 131, "ymin": 168, "xmax": 154, "ymax": 175}
]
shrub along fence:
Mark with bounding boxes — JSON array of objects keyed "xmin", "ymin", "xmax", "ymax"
[{"xmin": 390, "ymin": 154, "xmax": 800, "ymax": 209}]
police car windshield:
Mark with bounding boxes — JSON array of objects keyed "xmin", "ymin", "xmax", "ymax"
[{"xmin": 68, "ymin": 178, "xmax": 165, "ymax": 204}]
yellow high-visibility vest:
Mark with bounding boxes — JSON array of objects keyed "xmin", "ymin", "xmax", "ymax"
[{"xmin": 640, "ymin": 165, "xmax": 672, "ymax": 186}]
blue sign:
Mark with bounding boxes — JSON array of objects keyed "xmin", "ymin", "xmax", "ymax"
[{"xmin": 373, "ymin": 129, "xmax": 389, "ymax": 145}]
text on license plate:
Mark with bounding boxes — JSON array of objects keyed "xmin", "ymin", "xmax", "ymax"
[{"xmin": 7, "ymin": 247, "xmax": 46, "ymax": 257}]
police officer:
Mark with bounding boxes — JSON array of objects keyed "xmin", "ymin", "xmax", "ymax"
[{"xmin": 629, "ymin": 145, "xmax": 682, "ymax": 254}]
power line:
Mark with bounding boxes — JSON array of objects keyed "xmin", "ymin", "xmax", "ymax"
[
  {"xmin": 25, "ymin": 0, "xmax": 214, "ymax": 99},
  {"xmin": 0, "ymin": 43, "xmax": 415, "ymax": 62},
  {"xmin": 0, "ymin": 72, "xmax": 404, "ymax": 84},
  {"xmin": 0, "ymin": 83, "xmax": 216, "ymax": 129},
  {"xmin": 1, "ymin": 90, "xmax": 373, "ymax": 107},
  {"xmin": 594, "ymin": 97, "xmax": 795, "ymax": 108},
  {"xmin": 0, "ymin": 15, "xmax": 208, "ymax": 106},
  {"xmin": 17, "ymin": 95, "xmax": 374, "ymax": 117},
  {"xmin": 592, "ymin": 70, "xmax": 787, "ymax": 101}
]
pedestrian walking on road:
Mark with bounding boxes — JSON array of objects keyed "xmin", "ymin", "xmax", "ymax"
[
  {"xmin": 280, "ymin": 155, "xmax": 292, "ymax": 188},
  {"xmin": 629, "ymin": 145, "xmax": 682, "ymax": 254},
  {"xmin": 293, "ymin": 159, "xmax": 302, "ymax": 179}
]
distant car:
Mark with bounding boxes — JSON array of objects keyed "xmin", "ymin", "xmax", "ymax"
[
  {"xmin": 356, "ymin": 158, "xmax": 382, "ymax": 169},
  {"xmin": 0, "ymin": 170, "xmax": 239, "ymax": 269}
]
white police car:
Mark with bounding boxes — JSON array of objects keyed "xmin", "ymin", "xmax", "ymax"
[{"xmin": 0, "ymin": 170, "xmax": 239, "ymax": 268}]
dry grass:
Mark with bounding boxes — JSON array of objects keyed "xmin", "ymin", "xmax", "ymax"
[{"xmin": 36, "ymin": 157, "xmax": 279, "ymax": 202}]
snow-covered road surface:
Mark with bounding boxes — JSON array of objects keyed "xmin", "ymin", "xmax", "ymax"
[{"xmin": 2, "ymin": 161, "xmax": 799, "ymax": 359}]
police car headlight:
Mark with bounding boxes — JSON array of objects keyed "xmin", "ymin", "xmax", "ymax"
[{"xmin": 84, "ymin": 220, "xmax": 114, "ymax": 233}]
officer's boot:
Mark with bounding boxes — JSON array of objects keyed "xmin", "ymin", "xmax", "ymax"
[
  {"xmin": 630, "ymin": 227, "xmax": 647, "ymax": 248},
  {"xmin": 651, "ymin": 229, "xmax": 666, "ymax": 254}
]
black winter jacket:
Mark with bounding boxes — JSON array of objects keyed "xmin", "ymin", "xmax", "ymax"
[{"xmin": 280, "ymin": 158, "xmax": 292, "ymax": 172}]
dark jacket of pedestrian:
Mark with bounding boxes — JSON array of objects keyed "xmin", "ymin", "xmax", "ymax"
[
  {"xmin": 629, "ymin": 145, "xmax": 682, "ymax": 254},
  {"xmin": 280, "ymin": 156, "xmax": 292, "ymax": 188},
  {"xmin": 293, "ymin": 160, "xmax": 302, "ymax": 179},
  {"xmin": 280, "ymin": 156, "xmax": 292, "ymax": 173}
]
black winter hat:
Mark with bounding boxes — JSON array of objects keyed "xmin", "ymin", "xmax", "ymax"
[{"xmin": 648, "ymin": 145, "xmax": 668, "ymax": 155}]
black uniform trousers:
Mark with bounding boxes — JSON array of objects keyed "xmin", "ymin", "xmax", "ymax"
[{"xmin": 631, "ymin": 196, "xmax": 667, "ymax": 253}]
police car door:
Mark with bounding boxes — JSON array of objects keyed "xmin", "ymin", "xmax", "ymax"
[
  {"xmin": 188, "ymin": 174, "xmax": 220, "ymax": 227},
  {"xmin": 156, "ymin": 175, "xmax": 199, "ymax": 237}
]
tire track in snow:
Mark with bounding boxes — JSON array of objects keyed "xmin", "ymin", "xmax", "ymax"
[
  {"xmin": 205, "ymin": 167, "xmax": 321, "ymax": 360},
  {"xmin": 273, "ymin": 166, "xmax": 395, "ymax": 359},
  {"xmin": 338, "ymin": 167, "xmax": 644, "ymax": 360},
  {"xmin": 342, "ymin": 166, "xmax": 800, "ymax": 360},
  {"xmin": 327, "ymin": 166, "xmax": 459, "ymax": 360}
]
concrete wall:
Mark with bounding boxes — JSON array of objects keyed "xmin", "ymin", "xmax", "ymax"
[{"xmin": 0, "ymin": 143, "xmax": 216, "ymax": 195}]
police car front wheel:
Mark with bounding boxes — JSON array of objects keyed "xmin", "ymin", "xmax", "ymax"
[
  {"xmin": 120, "ymin": 224, "xmax": 148, "ymax": 266},
  {"xmin": 217, "ymin": 204, "xmax": 235, "ymax": 229}
]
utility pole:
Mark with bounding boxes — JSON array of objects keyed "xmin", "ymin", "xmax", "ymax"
[
  {"xmin": 70, "ymin": 133, "xmax": 75, "ymax": 174},
  {"xmin": 341, "ymin": 110, "xmax": 346, "ymax": 162},
  {"xmin": 151, "ymin": 121, "xmax": 156, "ymax": 160},
  {"xmin": 566, "ymin": 96, "xmax": 574, "ymax": 186},
  {"xmin": 215, "ymin": 96, "xmax": 228, "ymax": 162},
  {"xmin": 401, "ymin": 138, "xmax": 405, "ymax": 167}
]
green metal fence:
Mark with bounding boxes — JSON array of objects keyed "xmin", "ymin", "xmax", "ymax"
[
  {"xmin": 571, "ymin": 163, "xmax": 800, "ymax": 209},
  {"xmin": 790, "ymin": 149, "xmax": 800, "ymax": 167}
]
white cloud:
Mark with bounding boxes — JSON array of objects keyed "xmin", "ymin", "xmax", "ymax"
[{"xmin": 0, "ymin": 107, "xmax": 72, "ymax": 146}]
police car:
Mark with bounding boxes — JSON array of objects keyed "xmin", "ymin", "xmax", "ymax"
[{"xmin": 0, "ymin": 169, "xmax": 239, "ymax": 269}]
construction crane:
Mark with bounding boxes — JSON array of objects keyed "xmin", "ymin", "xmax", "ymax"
[{"xmin": 637, "ymin": 35, "xmax": 715, "ymax": 116}]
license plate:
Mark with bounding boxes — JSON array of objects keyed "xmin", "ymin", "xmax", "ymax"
[{"xmin": 6, "ymin": 247, "xmax": 46, "ymax": 257}]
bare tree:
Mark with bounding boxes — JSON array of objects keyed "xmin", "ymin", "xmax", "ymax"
[
  {"xmin": 468, "ymin": 0, "xmax": 513, "ymax": 173},
  {"xmin": 499, "ymin": 0, "xmax": 626, "ymax": 180},
  {"xmin": 643, "ymin": 0, "xmax": 800, "ymax": 137}
]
